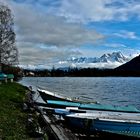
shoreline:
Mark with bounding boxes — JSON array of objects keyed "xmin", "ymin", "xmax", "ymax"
[{"xmin": 2, "ymin": 82, "xmax": 139, "ymax": 139}]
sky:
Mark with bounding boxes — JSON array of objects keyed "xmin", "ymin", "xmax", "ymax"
[{"xmin": 1, "ymin": 0, "xmax": 140, "ymax": 68}]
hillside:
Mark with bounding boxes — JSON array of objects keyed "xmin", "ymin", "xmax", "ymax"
[{"xmin": 115, "ymin": 55, "xmax": 140, "ymax": 71}]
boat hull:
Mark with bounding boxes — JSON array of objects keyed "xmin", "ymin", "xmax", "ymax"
[
  {"xmin": 37, "ymin": 88, "xmax": 73, "ymax": 102},
  {"xmin": 37, "ymin": 88, "xmax": 98, "ymax": 105},
  {"xmin": 46, "ymin": 100, "xmax": 140, "ymax": 113},
  {"xmin": 65, "ymin": 116, "xmax": 140, "ymax": 134}
]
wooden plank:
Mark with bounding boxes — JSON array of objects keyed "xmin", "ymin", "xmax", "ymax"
[{"xmin": 40, "ymin": 112, "xmax": 78, "ymax": 140}]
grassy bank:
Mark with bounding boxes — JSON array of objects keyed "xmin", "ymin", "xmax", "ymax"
[{"xmin": 0, "ymin": 82, "xmax": 30, "ymax": 139}]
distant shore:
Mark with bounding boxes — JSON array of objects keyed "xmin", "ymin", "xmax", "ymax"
[{"xmin": 23, "ymin": 67, "xmax": 140, "ymax": 77}]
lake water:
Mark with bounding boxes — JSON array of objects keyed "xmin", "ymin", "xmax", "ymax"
[{"xmin": 19, "ymin": 77, "xmax": 140, "ymax": 109}]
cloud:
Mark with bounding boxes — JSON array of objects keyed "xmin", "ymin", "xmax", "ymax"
[
  {"xmin": 3, "ymin": 0, "xmax": 140, "ymax": 23},
  {"xmin": 18, "ymin": 42, "xmax": 82, "ymax": 65},
  {"xmin": 114, "ymin": 30, "xmax": 139, "ymax": 40},
  {"xmin": 3, "ymin": 0, "xmax": 140, "ymax": 22},
  {"xmin": 33, "ymin": 0, "xmax": 140, "ymax": 22},
  {"xmin": 76, "ymin": 62, "xmax": 123, "ymax": 69},
  {"xmin": 58, "ymin": 61, "xmax": 124, "ymax": 69},
  {"xmin": 123, "ymin": 48, "xmax": 140, "ymax": 58},
  {"xmin": 16, "ymin": 13, "xmax": 103, "ymax": 46},
  {"xmin": 57, "ymin": 0, "xmax": 115, "ymax": 22},
  {"xmin": 1, "ymin": 0, "xmax": 140, "ymax": 67},
  {"xmin": 105, "ymin": 43, "xmax": 127, "ymax": 48},
  {"xmin": 0, "ymin": 0, "xmax": 104, "ymax": 65},
  {"xmin": 4, "ymin": 0, "xmax": 103, "ymax": 47}
]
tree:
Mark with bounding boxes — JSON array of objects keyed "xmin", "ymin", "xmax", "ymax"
[{"xmin": 0, "ymin": 4, "xmax": 18, "ymax": 72}]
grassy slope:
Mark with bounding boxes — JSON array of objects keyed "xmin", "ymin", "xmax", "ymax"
[{"xmin": 0, "ymin": 82, "xmax": 29, "ymax": 139}]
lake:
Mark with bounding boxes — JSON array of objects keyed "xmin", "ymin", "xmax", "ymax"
[{"xmin": 19, "ymin": 77, "xmax": 140, "ymax": 109}]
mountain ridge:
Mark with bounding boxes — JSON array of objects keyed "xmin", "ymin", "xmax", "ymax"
[
  {"xmin": 20, "ymin": 52, "xmax": 133, "ymax": 70},
  {"xmin": 115, "ymin": 54, "xmax": 140, "ymax": 71},
  {"xmin": 60, "ymin": 51, "xmax": 129, "ymax": 64},
  {"xmin": 58, "ymin": 51, "xmax": 130, "ymax": 69}
]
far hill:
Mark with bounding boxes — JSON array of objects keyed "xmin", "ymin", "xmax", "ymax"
[{"xmin": 115, "ymin": 55, "xmax": 140, "ymax": 71}]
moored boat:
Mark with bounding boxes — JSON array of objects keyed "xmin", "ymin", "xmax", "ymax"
[
  {"xmin": 37, "ymin": 87, "xmax": 97, "ymax": 104},
  {"xmin": 64, "ymin": 111, "xmax": 140, "ymax": 137},
  {"xmin": 46, "ymin": 100, "xmax": 140, "ymax": 113},
  {"xmin": 37, "ymin": 88, "xmax": 77, "ymax": 102},
  {"xmin": 40, "ymin": 106, "xmax": 140, "ymax": 138}
]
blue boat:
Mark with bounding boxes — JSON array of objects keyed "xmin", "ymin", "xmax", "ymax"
[
  {"xmin": 46, "ymin": 100, "xmax": 140, "ymax": 113},
  {"xmin": 64, "ymin": 111, "xmax": 140, "ymax": 137},
  {"xmin": 42, "ymin": 107, "xmax": 140, "ymax": 138}
]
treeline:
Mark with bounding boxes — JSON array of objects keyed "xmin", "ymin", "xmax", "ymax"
[{"xmin": 23, "ymin": 67, "xmax": 140, "ymax": 77}]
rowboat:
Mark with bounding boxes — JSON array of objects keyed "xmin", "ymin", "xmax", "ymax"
[
  {"xmin": 37, "ymin": 88, "xmax": 97, "ymax": 103},
  {"xmin": 64, "ymin": 111, "xmax": 140, "ymax": 137},
  {"xmin": 37, "ymin": 88, "xmax": 78, "ymax": 102},
  {"xmin": 41, "ymin": 107, "xmax": 140, "ymax": 138},
  {"xmin": 46, "ymin": 100, "xmax": 140, "ymax": 113}
]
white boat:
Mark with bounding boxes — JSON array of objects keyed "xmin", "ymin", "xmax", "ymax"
[
  {"xmin": 64, "ymin": 110, "xmax": 140, "ymax": 137},
  {"xmin": 37, "ymin": 87, "xmax": 97, "ymax": 104},
  {"xmin": 37, "ymin": 88, "xmax": 74, "ymax": 102}
]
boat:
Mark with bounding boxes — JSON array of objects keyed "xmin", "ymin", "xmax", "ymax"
[
  {"xmin": 42, "ymin": 107, "xmax": 87, "ymax": 116},
  {"xmin": 37, "ymin": 87, "xmax": 97, "ymax": 104},
  {"xmin": 64, "ymin": 111, "xmax": 140, "ymax": 138},
  {"xmin": 37, "ymin": 88, "xmax": 76, "ymax": 102},
  {"xmin": 41, "ymin": 107, "xmax": 140, "ymax": 138},
  {"xmin": 46, "ymin": 100, "xmax": 140, "ymax": 113}
]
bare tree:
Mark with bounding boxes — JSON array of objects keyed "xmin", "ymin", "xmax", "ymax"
[{"xmin": 0, "ymin": 4, "xmax": 18, "ymax": 72}]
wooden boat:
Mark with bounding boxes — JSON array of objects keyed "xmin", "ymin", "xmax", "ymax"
[
  {"xmin": 64, "ymin": 111, "xmax": 140, "ymax": 138},
  {"xmin": 37, "ymin": 88, "xmax": 97, "ymax": 104},
  {"xmin": 46, "ymin": 100, "xmax": 140, "ymax": 113}
]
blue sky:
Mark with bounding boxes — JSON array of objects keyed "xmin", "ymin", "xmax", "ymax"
[{"xmin": 1, "ymin": 0, "xmax": 140, "ymax": 67}]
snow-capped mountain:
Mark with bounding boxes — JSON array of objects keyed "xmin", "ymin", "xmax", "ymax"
[
  {"xmin": 20, "ymin": 52, "xmax": 133, "ymax": 70},
  {"xmin": 66, "ymin": 52, "xmax": 128, "ymax": 63},
  {"xmin": 98, "ymin": 52, "xmax": 128, "ymax": 63}
]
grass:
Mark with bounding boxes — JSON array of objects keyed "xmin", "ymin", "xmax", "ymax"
[{"xmin": 0, "ymin": 82, "xmax": 31, "ymax": 140}]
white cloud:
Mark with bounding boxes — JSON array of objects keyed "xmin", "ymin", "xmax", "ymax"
[
  {"xmin": 15, "ymin": 13, "xmax": 103, "ymax": 46},
  {"xmin": 2, "ymin": 0, "xmax": 140, "ymax": 23},
  {"xmin": 3, "ymin": 0, "xmax": 140, "ymax": 22},
  {"xmin": 60, "ymin": 0, "xmax": 118, "ymax": 22},
  {"xmin": 0, "ymin": 0, "xmax": 104, "ymax": 65},
  {"xmin": 114, "ymin": 30, "xmax": 139, "ymax": 40},
  {"xmin": 57, "ymin": 61, "xmax": 124, "ymax": 69},
  {"xmin": 38, "ymin": 0, "xmax": 140, "ymax": 22},
  {"xmin": 1, "ymin": 0, "xmax": 140, "ymax": 67},
  {"xmin": 18, "ymin": 42, "xmax": 82, "ymax": 65},
  {"xmin": 123, "ymin": 48, "xmax": 140, "ymax": 58},
  {"xmin": 105, "ymin": 43, "xmax": 127, "ymax": 48}
]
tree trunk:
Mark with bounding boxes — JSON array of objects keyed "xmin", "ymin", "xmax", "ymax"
[{"xmin": 0, "ymin": 53, "xmax": 1, "ymax": 72}]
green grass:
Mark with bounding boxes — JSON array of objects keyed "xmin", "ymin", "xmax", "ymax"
[{"xmin": 0, "ymin": 82, "xmax": 30, "ymax": 140}]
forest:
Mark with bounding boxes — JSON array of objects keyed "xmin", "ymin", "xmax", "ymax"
[{"xmin": 23, "ymin": 67, "xmax": 140, "ymax": 77}]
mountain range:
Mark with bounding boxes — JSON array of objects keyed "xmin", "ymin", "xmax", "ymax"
[
  {"xmin": 58, "ymin": 52, "xmax": 131, "ymax": 69},
  {"xmin": 21, "ymin": 51, "xmax": 135, "ymax": 70}
]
